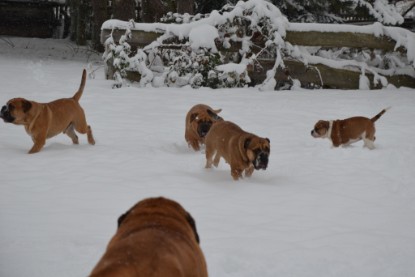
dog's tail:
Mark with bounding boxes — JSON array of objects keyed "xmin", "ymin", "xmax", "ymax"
[
  {"xmin": 371, "ymin": 106, "xmax": 391, "ymax": 122},
  {"xmin": 72, "ymin": 69, "xmax": 87, "ymax": 102}
]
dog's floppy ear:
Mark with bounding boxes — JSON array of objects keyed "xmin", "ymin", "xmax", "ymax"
[
  {"xmin": 117, "ymin": 209, "xmax": 131, "ymax": 228},
  {"xmin": 185, "ymin": 212, "xmax": 200, "ymax": 244},
  {"xmin": 190, "ymin": 113, "xmax": 198, "ymax": 123},
  {"xmin": 22, "ymin": 100, "xmax": 32, "ymax": 113},
  {"xmin": 237, "ymin": 135, "xmax": 250, "ymax": 162},
  {"xmin": 207, "ymin": 109, "xmax": 223, "ymax": 121},
  {"xmin": 266, "ymin": 138, "xmax": 270, "ymax": 143},
  {"xmin": 244, "ymin": 138, "xmax": 251, "ymax": 149}
]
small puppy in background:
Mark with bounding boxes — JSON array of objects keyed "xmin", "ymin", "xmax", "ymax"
[
  {"xmin": 0, "ymin": 69, "xmax": 95, "ymax": 153},
  {"xmin": 205, "ymin": 121, "xmax": 270, "ymax": 180},
  {"xmin": 89, "ymin": 197, "xmax": 208, "ymax": 277},
  {"xmin": 311, "ymin": 107, "xmax": 390, "ymax": 149},
  {"xmin": 185, "ymin": 104, "xmax": 223, "ymax": 151}
]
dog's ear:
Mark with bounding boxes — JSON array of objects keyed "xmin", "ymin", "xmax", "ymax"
[
  {"xmin": 207, "ymin": 109, "xmax": 222, "ymax": 121},
  {"xmin": 244, "ymin": 138, "xmax": 251, "ymax": 149},
  {"xmin": 190, "ymin": 113, "xmax": 198, "ymax": 123},
  {"xmin": 117, "ymin": 210, "xmax": 131, "ymax": 228},
  {"xmin": 185, "ymin": 212, "xmax": 200, "ymax": 244},
  {"xmin": 266, "ymin": 138, "xmax": 270, "ymax": 143},
  {"xmin": 22, "ymin": 100, "xmax": 32, "ymax": 113},
  {"xmin": 238, "ymin": 136, "xmax": 250, "ymax": 162}
]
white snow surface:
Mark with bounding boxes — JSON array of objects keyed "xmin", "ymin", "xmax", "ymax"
[
  {"xmin": 1, "ymin": 37, "xmax": 415, "ymax": 277},
  {"xmin": 189, "ymin": 24, "xmax": 219, "ymax": 52}
]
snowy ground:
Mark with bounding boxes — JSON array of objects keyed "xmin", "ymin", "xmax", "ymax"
[{"xmin": 0, "ymin": 37, "xmax": 415, "ymax": 277}]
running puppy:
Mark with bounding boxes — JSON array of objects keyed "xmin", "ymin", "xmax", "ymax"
[
  {"xmin": 89, "ymin": 197, "xmax": 208, "ymax": 277},
  {"xmin": 185, "ymin": 104, "xmax": 223, "ymax": 151},
  {"xmin": 0, "ymin": 69, "xmax": 95, "ymax": 153},
  {"xmin": 311, "ymin": 108, "xmax": 390, "ymax": 149},
  {"xmin": 205, "ymin": 121, "xmax": 270, "ymax": 180}
]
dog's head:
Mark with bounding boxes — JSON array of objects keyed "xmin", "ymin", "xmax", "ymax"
[
  {"xmin": 311, "ymin": 120, "xmax": 330, "ymax": 138},
  {"xmin": 190, "ymin": 108, "xmax": 223, "ymax": 139},
  {"xmin": 0, "ymin": 98, "xmax": 32, "ymax": 124},
  {"xmin": 241, "ymin": 136, "xmax": 271, "ymax": 170},
  {"xmin": 117, "ymin": 197, "xmax": 201, "ymax": 244}
]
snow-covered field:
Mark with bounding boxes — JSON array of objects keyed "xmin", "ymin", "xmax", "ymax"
[{"xmin": 1, "ymin": 37, "xmax": 415, "ymax": 277}]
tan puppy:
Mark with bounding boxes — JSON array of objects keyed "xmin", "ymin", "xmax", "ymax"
[
  {"xmin": 185, "ymin": 104, "xmax": 223, "ymax": 151},
  {"xmin": 89, "ymin": 197, "xmax": 208, "ymax": 277},
  {"xmin": 311, "ymin": 108, "xmax": 390, "ymax": 149},
  {"xmin": 0, "ymin": 69, "xmax": 95, "ymax": 153},
  {"xmin": 205, "ymin": 121, "xmax": 270, "ymax": 180}
]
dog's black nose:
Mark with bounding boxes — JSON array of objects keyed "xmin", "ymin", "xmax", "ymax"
[
  {"xmin": 259, "ymin": 153, "xmax": 268, "ymax": 163},
  {"xmin": 0, "ymin": 105, "xmax": 6, "ymax": 118}
]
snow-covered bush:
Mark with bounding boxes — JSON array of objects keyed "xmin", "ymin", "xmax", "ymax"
[
  {"xmin": 102, "ymin": 0, "xmax": 414, "ymax": 90},
  {"xmin": 103, "ymin": 20, "xmax": 153, "ymax": 88}
]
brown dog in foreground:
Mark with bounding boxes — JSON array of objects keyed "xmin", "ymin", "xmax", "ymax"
[
  {"xmin": 0, "ymin": 69, "xmax": 95, "ymax": 153},
  {"xmin": 185, "ymin": 104, "xmax": 223, "ymax": 151},
  {"xmin": 311, "ymin": 108, "xmax": 390, "ymax": 149},
  {"xmin": 205, "ymin": 121, "xmax": 270, "ymax": 180},
  {"xmin": 89, "ymin": 197, "xmax": 208, "ymax": 277}
]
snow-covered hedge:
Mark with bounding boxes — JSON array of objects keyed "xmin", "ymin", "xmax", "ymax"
[{"xmin": 102, "ymin": 0, "xmax": 415, "ymax": 90}]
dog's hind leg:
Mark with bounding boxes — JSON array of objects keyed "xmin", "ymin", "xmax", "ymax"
[
  {"xmin": 364, "ymin": 127, "xmax": 376, "ymax": 149},
  {"xmin": 73, "ymin": 113, "xmax": 95, "ymax": 145},
  {"xmin": 64, "ymin": 123, "xmax": 79, "ymax": 144},
  {"xmin": 363, "ymin": 138, "xmax": 375, "ymax": 149}
]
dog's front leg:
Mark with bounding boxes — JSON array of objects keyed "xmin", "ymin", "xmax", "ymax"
[
  {"xmin": 245, "ymin": 165, "xmax": 254, "ymax": 177},
  {"xmin": 28, "ymin": 134, "xmax": 46, "ymax": 154},
  {"xmin": 231, "ymin": 167, "xmax": 243, "ymax": 181}
]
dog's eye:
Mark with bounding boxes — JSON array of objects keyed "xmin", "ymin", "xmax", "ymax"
[{"xmin": 263, "ymin": 147, "xmax": 270, "ymax": 152}]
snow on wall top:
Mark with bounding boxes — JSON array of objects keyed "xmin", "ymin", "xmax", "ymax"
[{"xmin": 101, "ymin": 0, "xmax": 415, "ymax": 67}]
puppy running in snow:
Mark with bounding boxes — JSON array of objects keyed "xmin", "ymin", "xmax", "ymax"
[
  {"xmin": 205, "ymin": 120, "xmax": 270, "ymax": 180},
  {"xmin": 0, "ymin": 69, "xmax": 95, "ymax": 153},
  {"xmin": 185, "ymin": 104, "xmax": 223, "ymax": 151},
  {"xmin": 311, "ymin": 108, "xmax": 390, "ymax": 149}
]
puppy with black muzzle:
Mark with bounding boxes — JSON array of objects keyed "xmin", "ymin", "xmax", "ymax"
[
  {"xmin": 205, "ymin": 120, "xmax": 270, "ymax": 180},
  {"xmin": 0, "ymin": 69, "xmax": 95, "ymax": 153},
  {"xmin": 185, "ymin": 104, "xmax": 223, "ymax": 151},
  {"xmin": 311, "ymin": 108, "xmax": 389, "ymax": 149},
  {"xmin": 89, "ymin": 197, "xmax": 208, "ymax": 277}
]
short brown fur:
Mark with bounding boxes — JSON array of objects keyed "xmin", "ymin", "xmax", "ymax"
[
  {"xmin": 205, "ymin": 121, "xmax": 270, "ymax": 180},
  {"xmin": 0, "ymin": 69, "xmax": 95, "ymax": 153},
  {"xmin": 311, "ymin": 108, "xmax": 389, "ymax": 149},
  {"xmin": 185, "ymin": 104, "xmax": 223, "ymax": 151},
  {"xmin": 89, "ymin": 197, "xmax": 208, "ymax": 277}
]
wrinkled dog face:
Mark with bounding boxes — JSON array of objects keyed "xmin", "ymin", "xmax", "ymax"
[
  {"xmin": 311, "ymin": 120, "xmax": 329, "ymax": 138},
  {"xmin": 245, "ymin": 137, "xmax": 270, "ymax": 170},
  {"xmin": 0, "ymin": 98, "xmax": 32, "ymax": 124},
  {"xmin": 191, "ymin": 109, "xmax": 223, "ymax": 138}
]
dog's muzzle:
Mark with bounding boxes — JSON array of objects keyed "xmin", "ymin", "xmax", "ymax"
[
  {"xmin": 311, "ymin": 129, "xmax": 319, "ymax": 138},
  {"xmin": 198, "ymin": 122, "xmax": 212, "ymax": 138},
  {"xmin": 253, "ymin": 152, "xmax": 269, "ymax": 170},
  {"xmin": 0, "ymin": 105, "xmax": 15, "ymax": 123}
]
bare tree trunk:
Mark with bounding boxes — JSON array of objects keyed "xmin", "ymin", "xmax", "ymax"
[
  {"xmin": 141, "ymin": 0, "xmax": 167, "ymax": 22},
  {"xmin": 113, "ymin": 0, "xmax": 136, "ymax": 21},
  {"xmin": 91, "ymin": 0, "xmax": 108, "ymax": 51},
  {"xmin": 76, "ymin": 0, "xmax": 87, "ymax": 45},
  {"xmin": 69, "ymin": 0, "xmax": 78, "ymax": 41},
  {"xmin": 176, "ymin": 0, "xmax": 194, "ymax": 14}
]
